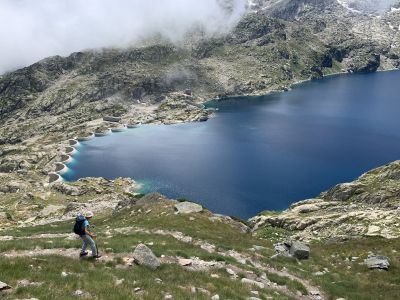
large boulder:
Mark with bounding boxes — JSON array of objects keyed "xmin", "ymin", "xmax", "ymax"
[
  {"xmin": 174, "ymin": 201, "xmax": 203, "ymax": 214},
  {"xmin": 364, "ymin": 255, "xmax": 390, "ymax": 270},
  {"xmin": 274, "ymin": 240, "xmax": 310, "ymax": 260},
  {"xmin": 288, "ymin": 241, "xmax": 310, "ymax": 260},
  {"xmin": 132, "ymin": 244, "xmax": 160, "ymax": 269}
]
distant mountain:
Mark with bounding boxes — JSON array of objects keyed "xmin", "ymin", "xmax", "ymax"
[
  {"xmin": 337, "ymin": 0, "xmax": 400, "ymax": 14},
  {"xmin": 0, "ymin": 1, "xmax": 399, "ymax": 142}
]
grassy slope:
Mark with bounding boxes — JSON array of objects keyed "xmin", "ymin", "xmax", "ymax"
[{"xmin": 0, "ymin": 200, "xmax": 399, "ymax": 299}]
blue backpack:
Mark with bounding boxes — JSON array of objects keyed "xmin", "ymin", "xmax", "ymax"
[{"xmin": 73, "ymin": 215, "xmax": 86, "ymax": 236}]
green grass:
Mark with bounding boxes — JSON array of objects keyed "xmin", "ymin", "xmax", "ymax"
[
  {"xmin": 0, "ymin": 256, "xmax": 261, "ymax": 300},
  {"xmin": 265, "ymin": 237, "xmax": 400, "ymax": 300},
  {"xmin": 2, "ymin": 201, "xmax": 400, "ymax": 299}
]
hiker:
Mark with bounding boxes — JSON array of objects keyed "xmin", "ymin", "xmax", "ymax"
[{"xmin": 73, "ymin": 211, "xmax": 101, "ymax": 259}]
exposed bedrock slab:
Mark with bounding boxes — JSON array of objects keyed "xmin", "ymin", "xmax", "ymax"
[{"xmin": 174, "ymin": 201, "xmax": 203, "ymax": 214}]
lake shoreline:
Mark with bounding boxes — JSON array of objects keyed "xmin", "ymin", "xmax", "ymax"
[{"xmin": 61, "ymin": 70, "xmax": 400, "ymax": 220}]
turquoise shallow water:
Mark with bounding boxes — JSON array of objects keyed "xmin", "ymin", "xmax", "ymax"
[{"xmin": 64, "ymin": 71, "xmax": 400, "ymax": 218}]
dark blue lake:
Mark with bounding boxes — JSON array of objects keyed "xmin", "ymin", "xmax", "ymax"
[{"xmin": 64, "ymin": 71, "xmax": 400, "ymax": 219}]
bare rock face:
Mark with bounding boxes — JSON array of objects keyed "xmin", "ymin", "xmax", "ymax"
[
  {"xmin": 175, "ymin": 202, "xmax": 203, "ymax": 214},
  {"xmin": 132, "ymin": 244, "xmax": 161, "ymax": 269}
]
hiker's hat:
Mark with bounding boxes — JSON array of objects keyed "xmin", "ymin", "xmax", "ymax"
[{"xmin": 85, "ymin": 211, "xmax": 94, "ymax": 218}]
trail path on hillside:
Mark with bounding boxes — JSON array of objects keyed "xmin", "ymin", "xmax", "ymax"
[{"xmin": 1, "ymin": 226, "xmax": 325, "ymax": 300}]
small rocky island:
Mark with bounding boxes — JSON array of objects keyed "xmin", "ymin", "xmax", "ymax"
[{"xmin": 1, "ymin": 0, "xmax": 400, "ymax": 299}]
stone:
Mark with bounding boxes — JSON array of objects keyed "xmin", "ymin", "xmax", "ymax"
[
  {"xmin": 17, "ymin": 279, "xmax": 43, "ymax": 287},
  {"xmin": 241, "ymin": 278, "xmax": 265, "ymax": 289},
  {"xmin": 366, "ymin": 225, "xmax": 380, "ymax": 235},
  {"xmin": 274, "ymin": 243, "xmax": 291, "ymax": 257},
  {"xmin": 274, "ymin": 241, "xmax": 310, "ymax": 259},
  {"xmin": 197, "ymin": 287, "xmax": 211, "ymax": 295},
  {"xmin": 165, "ymin": 294, "xmax": 173, "ymax": 299},
  {"xmin": 250, "ymin": 290, "xmax": 259, "ymax": 296},
  {"xmin": 178, "ymin": 258, "xmax": 193, "ymax": 266},
  {"xmin": 174, "ymin": 201, "xmax": 203, "ymax": 214},
  {"xmin": 364, "ymin": 255, "xmax": 390, "ymax": 270},
  {"xmin": 211, "ymin": 295, "xmax": 220, "ymax": 300},
  {"xmin": 252, "ymin": 245, "xmax": 266, "ymax": 251},
  {"xmin": 226, "ymin": 268, "xmax": 237, "ymax": 277},
  {"xmin": 73, "ymin": 289, "xmax": 84, "ymax": 296},
  {"xmin": 103, "ymin": 116, "xmax": 121, "ymax": 123},
  {"xmin": 0, "ymin": 281, "xmax": 11, "ymax": 291},
  {"xmin": 132, "ymin": 244, "xmax": 161, "ymax": 269},
  {"xmin": 288, "ymin": 241, "xmax": 310, "ymax": 260}
]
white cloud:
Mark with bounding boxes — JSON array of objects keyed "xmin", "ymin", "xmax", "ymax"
[{"xmin": 0, "ymin": 0, "xmax": 247, "ymax": 74}]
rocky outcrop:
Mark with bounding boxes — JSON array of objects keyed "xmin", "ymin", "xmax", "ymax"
[
  {"xmin": 250, "ymin": 161, "xmax": 400, "ymax": 240},
  {"xmin": 175, "ymin": 202, "xmax": 203, "ymax": 214}
]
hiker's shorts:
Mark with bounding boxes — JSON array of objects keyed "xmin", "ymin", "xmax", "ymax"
[{"xmin": 80, "ymin": 234, "xmax": 97, "ymax": 256}]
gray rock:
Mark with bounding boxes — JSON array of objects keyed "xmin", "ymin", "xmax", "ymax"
[
  {"xmin": 103, "ymin": 116, "xmax": 121, "ymax": 123},
  {"xmin": 133, "ymin": 244, "xmax": 160, "ymax": 269},
  {"xmin": 0, "ymin": 281, "xmax": 11, "ymax": 291},
  {"xmin": 274, "ymin": 243, "xmax": 291, "ymax": 257},
  {"xmin": 174, "ymin": 201, "xmax": 203, "ymax": 214},
  {"xmin": 288, "ymin": 241, "xmax": 310, "ymax": 260},
  {"xmin": 241, "ymin": 278, "xmax": 265, "ymax": 289},
  {"xmin": 274, "ymin": 241, "xmax": 310, "ymax": 259},
  {"xmin": 364, "ymin": 255, "xmax": 390, "ymax": 270}
]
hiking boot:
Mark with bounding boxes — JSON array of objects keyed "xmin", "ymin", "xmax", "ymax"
[
  {"xmin": 92, "ymin": 254, "xmax": 102, "ymax": 259},
  {"xmin": 79, "ymin": 251, "xmax": 88, "ymax": 257}
]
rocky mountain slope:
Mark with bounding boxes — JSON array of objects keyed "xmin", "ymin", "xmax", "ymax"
[{"xmin": 1, "ymin": 2, "xmax": 400, "ymax": 299}]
